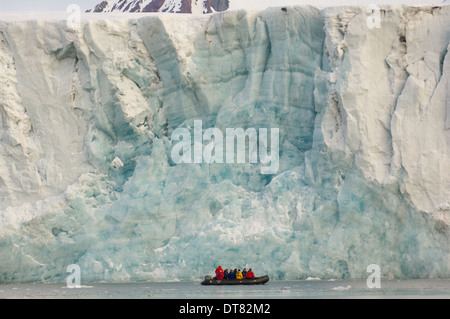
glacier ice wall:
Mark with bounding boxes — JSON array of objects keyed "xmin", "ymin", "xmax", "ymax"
[{"xmin": 0, "ymin": 5, "xmax": 449, "ymax": 283}]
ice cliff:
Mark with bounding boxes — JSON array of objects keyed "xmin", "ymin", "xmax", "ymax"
[{"xmin": 0, "ymin": 5, "xmax": 449, "ymax": 283}]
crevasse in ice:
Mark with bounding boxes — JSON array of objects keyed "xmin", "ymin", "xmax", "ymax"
[{"xmin": 0, "ymin": 5, "xmax": 449, "ymax": 283}]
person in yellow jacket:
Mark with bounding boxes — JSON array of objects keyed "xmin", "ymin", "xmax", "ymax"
[{"xmin": 236, "ymin": 269, "xmax": 243, "ymax": 280}]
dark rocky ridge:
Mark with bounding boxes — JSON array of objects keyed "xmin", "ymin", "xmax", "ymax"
[{"xmin": 88, "ymin": 0, "xmax": 230, "ymax": 13}]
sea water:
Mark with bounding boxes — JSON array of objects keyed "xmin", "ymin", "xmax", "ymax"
[{"xmin": 1, "ymin": 280, "xmax": 450, "ymax": 299}]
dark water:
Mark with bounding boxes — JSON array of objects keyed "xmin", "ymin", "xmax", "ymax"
[{"xmin": 1, "ymin": 279, "xmax": 450, "ymax": 299}]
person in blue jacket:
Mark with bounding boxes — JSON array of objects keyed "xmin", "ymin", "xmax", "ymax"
[{"xmin": 228, "ymin": 269, "xmax": 236, "ymax": 280}]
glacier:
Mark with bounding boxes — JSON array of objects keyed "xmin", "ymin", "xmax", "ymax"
[{"xmin": 0, "ymin": 5, "xmax": 449, "ymax": 283}]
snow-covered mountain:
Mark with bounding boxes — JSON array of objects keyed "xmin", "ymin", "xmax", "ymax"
[{"xmin": 88, "ymin": 0, "xmax": 230, "ymax": 13}]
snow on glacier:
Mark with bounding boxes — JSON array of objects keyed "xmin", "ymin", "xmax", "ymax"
[{"xmin": 0, "ymin": 5, "xmax": 449, "ymax": 283}]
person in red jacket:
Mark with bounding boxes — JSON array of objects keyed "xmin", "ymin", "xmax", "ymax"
[
  {"xmin": 215, "ymin": 265, "xmax": 224, "ymax": 280},
  {"xmin": 246, "ymin": 268, "xmax": 255, "ymax": 279}
]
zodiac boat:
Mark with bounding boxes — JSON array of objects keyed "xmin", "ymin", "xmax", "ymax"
[{"xmin": 201, "ymin": 275, "xmax": 270, "ymax": 285}]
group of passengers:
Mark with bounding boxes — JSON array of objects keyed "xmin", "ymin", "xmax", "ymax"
[{"xmin": 214, "ymin": 265, "xmax": 255, "ymax": 280}]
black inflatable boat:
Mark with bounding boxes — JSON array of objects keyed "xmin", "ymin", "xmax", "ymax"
[{"xmin": 201, "ymin": 275, "xmax": 269, "ymax": 285}]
